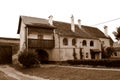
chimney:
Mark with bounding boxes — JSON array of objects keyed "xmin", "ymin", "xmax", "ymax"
[
  {"xmin": 71, "ymin": 15, "xmax": 75, "ymax": 32},
  {"xmin": 48, "ymin": 15, "xmax": 53, "ymax": 25},
  {"xmin": 78, "ymin": 19, "xmax": 81, "ymax": 29},
  {"xmin": 104, "ymin": 25, "xmax": 108, "ymax": 37}
]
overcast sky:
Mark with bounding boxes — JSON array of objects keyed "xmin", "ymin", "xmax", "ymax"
[{"xmin": 0, "ymin": 0, "xmax": 120, "ymax": 41}]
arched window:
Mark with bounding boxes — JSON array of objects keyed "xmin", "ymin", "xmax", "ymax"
[
  {"xmin": 72, "ymin": 39, "xmax": 76, "ymax": 46},
  {"xmin": 82, "ymin": 40, "xmax": 87, "ymax": 46},
  {"xmin": 63, "ymin": 38, "xmax": 68, "ymax": 45},
  {"xmin": 90, "ymin": 41, "xmax": 94, "ymax": 46}
]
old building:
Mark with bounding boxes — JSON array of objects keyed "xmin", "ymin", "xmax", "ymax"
[
  {"xmin": 0, "ymin": 37, "xmax": 19, "ymax": 64},
  {"xmin": 17, "ymin": 15, "xmax": 111, "ymax": 62}
]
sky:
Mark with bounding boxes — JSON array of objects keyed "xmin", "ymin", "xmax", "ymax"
[{"xmin": 0, "ymin": 0, "xmax": 120, "ymax": 41}]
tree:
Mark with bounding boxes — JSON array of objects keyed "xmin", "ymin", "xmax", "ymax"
[
  {"xmin": 102, "ymin": 47, "xmax": 115, "ymax": 58},
  {"xmin": 113, "ymin": 27, "xmax": 120, "ymax": 41}
]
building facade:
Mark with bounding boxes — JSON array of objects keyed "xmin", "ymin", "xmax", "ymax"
[{"xmin": 17, "ymin": 15, "xmax": 111, "ymax": 62}]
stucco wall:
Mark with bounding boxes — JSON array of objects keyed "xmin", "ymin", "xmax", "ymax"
[
  {"xmin": 27, "ymin": 33, "xmax": 103, "ymax": 61},
  {"xmin": 20, "ymin": 21, "xmax": 26, "ymax": 51},
  {"xmin": 25, "ymin": 33, "xmax": 108, "ymax": 61},
  {"xmin": 46, "ymin": 48, "xmax": 79, "ymax": 61},
  {"xmin": 52, "ymin": 34, "xmax": 102, "ymax": 60},
  {"xmin": 28, "ymin": 32, "xmax": 53, "ymax": 40},
  {"xmin": 99, "ymin": 38, "xmax": 110, "ymax": 47}
]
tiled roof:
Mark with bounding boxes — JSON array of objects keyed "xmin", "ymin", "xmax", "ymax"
[
  {"xmin": 17, "ymin": 16, "xmax": 55, "ymax": 34},
  {"xmin": 53, "ymin": 21, "xmax": 94, "ymax": 38},
  {"xmin": 17, "ymin": 16, "xmax": 108, "ymax": 39},
  {"xmin": 82, "ymin": 25, "xmax": 107, "ymax": 38}
]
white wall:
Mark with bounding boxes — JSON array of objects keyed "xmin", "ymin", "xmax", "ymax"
[
  {"xmin": 28, "ymin": 33, "xmax": 53, "ymax": 40},
  {"xmin": 20, "ymin": 21, "xmax": 26, "ymax": 51},
  {"xmin": 43, "ymin": 34, "xmax": 53, "ymax": 40},
  {"xmin": 53, "ymin": 35, "xmax": 102, "ymax": 60},
  {"xmin": 27, "ymin": 34, "xmax": 103, "ymax": 61},
  {"xmin": 28, "ymin": 34, "xmax": 37, "ymax": 39},
  {"xmin": 99, "ymin": 38, "xmax": 110, "ymax": 47}
]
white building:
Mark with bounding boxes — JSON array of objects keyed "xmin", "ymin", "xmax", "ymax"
[{"xmin": 17, "ymin": 15, "xmax": 111, "ymax": 63}]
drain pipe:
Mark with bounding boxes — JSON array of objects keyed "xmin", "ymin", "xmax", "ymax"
[{"xmin": 58, "ymin": 32, "xmax": 61, "ymax": 64}]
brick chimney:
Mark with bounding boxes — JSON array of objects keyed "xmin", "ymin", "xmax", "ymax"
[
  {"xmin": 78, "ymin": 19, "xmax": 81, "ymax": 29},
  {"xmin": 104, "ymin": 25, "xmax": 108, "ymax": 37},
  {"xmin": 71, "ymin": 15, "xmax": 75, "ymax": 32},
  {"xmin": 48, "ymin": 15, "xmax": 53, "ymax": 25}
]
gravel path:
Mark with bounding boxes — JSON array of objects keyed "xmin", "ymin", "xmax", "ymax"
[{"xmin": 0, "ymin": 65, "xmax": 49, "ymax": 80}]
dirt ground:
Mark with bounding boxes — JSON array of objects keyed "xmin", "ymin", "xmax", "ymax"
[{"xmin": 13, "ymin": 65, "xmax": 120, "ymax": 80}]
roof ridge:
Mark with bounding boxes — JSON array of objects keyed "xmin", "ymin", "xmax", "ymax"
[{"xmin": 20, "ymin": 15, "xmax": 48, "ymax": 20}]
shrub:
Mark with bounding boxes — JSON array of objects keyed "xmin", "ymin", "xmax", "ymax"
[
  {"xmin": 18, "ymin": 50, "xmax": 40, "ymax": 68},
  {"xmin": 102, "ymin": 47, "xmax": 115, "ymax": 58},
  {"xmin": 67, "ymin": 59, "xmax": 120, "ymax": 67}
]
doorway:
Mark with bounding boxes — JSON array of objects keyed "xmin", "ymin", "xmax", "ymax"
[
  {"xmin": 36, "ymin": 49, "xmax": 49, "ymax": 64},
  {"xmin": 90, "ymin": 49, "xmax": 100, "ymax": 59}
]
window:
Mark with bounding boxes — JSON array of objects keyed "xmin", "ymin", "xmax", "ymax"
[
  {"xmin": 38, "ymin": 35, "xmax": 43, "ymax": 39},
  {"xmin": 63, "ymin": 38, "xmax": 68, "ymax": 45},
  {"xmin": 90, "ymin": 41, "xmax": 94, "ymax": 46},
  {"xmin": 86, "ymin": 53, "xmax": 88, "ymax": 58},
  {"xmin": 82, "ymin": 40, "xmax": 87, "ymax": 46},
  {"xmin": 72, "ymin": 39, "xmax": 76, "ymax": 46},
  {"xmin": 114, "ymin": 52, "xmax": 117, "ymax": 56}
]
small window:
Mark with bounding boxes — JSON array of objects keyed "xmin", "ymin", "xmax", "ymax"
[
  {"xmin": 114, "ymin": 52, "xmax": 117, "ymax": 56},
  {"xmin": 72, "ymin": 39, "xmax": 76, "ymax": 46},
  {"xmin": 38, "ymin": 35, "xmax": 43, "ymax": 39},
  {"xmin": 86, "ymin": 53, "xmax": 88, "ymax": 58},
  {"xmin": 63, "ymin": 38, "xmax": 68, "ymax": 45},
  {"xmin": 82, "ymin": 40, "xmax": 87, "ymax": 46},
  {"xmin": 90, "ymin": 41, "xmax": 94, "ymax": 46}
]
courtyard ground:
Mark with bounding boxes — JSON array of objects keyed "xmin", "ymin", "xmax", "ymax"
[
  {"xmin": 0, "ymin": 65, "xmax": 48, "ymax": 80},
  {"xmin": 12, "ymin": 64, "xmax": 120, "ymax": 80}
]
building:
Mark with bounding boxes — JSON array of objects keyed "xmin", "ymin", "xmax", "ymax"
[
  {"xmin": 17, "ymin": 15, "xmax": 111, "ymax": 62},
  {"xmin": 0, "ymin": 37, "xmax": 19, "ymax": 64}
]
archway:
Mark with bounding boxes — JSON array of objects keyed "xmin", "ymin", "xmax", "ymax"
[{"xmin": 36, "ymin": 49, "xmax": 49, "ymax": 64}]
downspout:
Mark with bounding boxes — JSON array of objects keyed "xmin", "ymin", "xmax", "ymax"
[
  {"xmin": 26, "ymin": 27, "xmax": 28, "ymax": 52},
  {"xmin": 59, "ymin": 32, "xmax": 61, "ymax": 62}
]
